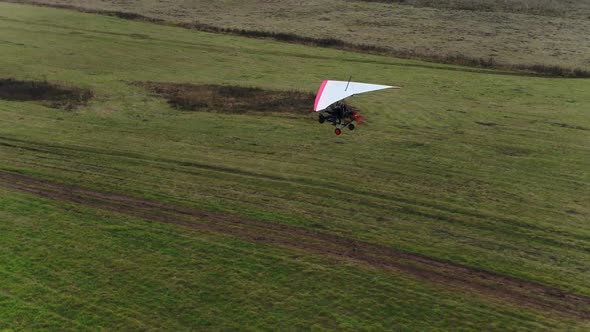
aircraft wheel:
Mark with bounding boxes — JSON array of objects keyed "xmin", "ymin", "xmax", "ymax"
[
  {"xmin": 335, "ymin": 128, "xmax": 342, "ymax": 135},
  {"xmin": 318, "ymin": 115, "xmax": 325, "ymax": 124},
  {"xmin": 348, "ymin": 123, "xmax": 355, "ymax": 131}
]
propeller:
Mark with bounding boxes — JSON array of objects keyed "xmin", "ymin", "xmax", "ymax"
[{"xmin": 352, "ymin": 111, "xmax": 365, "ymax": 125}]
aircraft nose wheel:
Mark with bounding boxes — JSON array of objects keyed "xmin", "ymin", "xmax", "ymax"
[
  {"xmin": 348, "ymin": 123, "xmax": 355, "ymax": 130},
  {"xmin": 334, "ymin": 128, "xmax": 342, "ymax": 135}
]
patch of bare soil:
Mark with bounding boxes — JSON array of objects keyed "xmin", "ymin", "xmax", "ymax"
[
  {"xmin": 0, "ymin": 78, "xmax": 93, "ymax": 110},
  {"xmin": 475, "ymin": 121, "xmax": 497, "ymax": 126},
  {"xmin": 0, "ymin": 170, "xmax": 589, "ymax": 319},
  {"xmin": 139, "ymin": 82, "xmax": 314, "ymax": 114},
  {"xmin": 551, "ymin": 122, "xmax": 589, "ymax": 131}
]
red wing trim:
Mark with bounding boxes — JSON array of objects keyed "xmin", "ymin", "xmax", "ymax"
[{"xmin": 313, "ymin": 80, "xmax": 328, "ymax": 111}]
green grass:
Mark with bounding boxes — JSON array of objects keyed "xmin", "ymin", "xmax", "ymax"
[
  {"xmin": 9, "ymin": 0, "xmax": 590, "ymax": 71},
  {"xmin": 2, "ymin": 188, "xmax": 577, "ymax": 331},
  {"xmin": 0, "ymin": 2, "xmax": 589, "ymax": 330}
]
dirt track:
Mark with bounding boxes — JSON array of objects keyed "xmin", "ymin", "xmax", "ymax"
[{"xmin": 1, "ymin": 170, "xmax": 588, "ymax": 319}]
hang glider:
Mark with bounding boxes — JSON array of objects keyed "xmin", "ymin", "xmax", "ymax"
[
  {"xmin": 313, "ymin": 80, "xmax": 400, "ymax": 112},
  {"xmin": 314, "ymin": 79, "xmax": 401, "ymax": 135}
]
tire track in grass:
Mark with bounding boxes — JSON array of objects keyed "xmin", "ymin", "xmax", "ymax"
[
  {"xmin": 0, "ymin": 170, "xmax": 589, "ymax": 320},
  {"xmin": 0, "ymin": 136, "xmax": 590, "ymax": 251},
  {"xmin": 2, "ymin": 135, "xmax": 588, "ymax": 250}
]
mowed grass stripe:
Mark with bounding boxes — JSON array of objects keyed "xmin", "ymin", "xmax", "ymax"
[
  {"xmin": 0, "ymin": 138, "xmax": 584, "ymax": 251},
  {"xmin": 0, "ymin": 132, "xmax": 588, "ymax": 295},
  {"xmin": 1, "ymin": 169, "xmax": 589, "ymax": 321},
  {"xmin": 2, "ymin": 189, "xmax": 577, "ymax": 330},
  {"xmin": 1, "ymin": 134, "xmax": 587, "ymax": 245}
]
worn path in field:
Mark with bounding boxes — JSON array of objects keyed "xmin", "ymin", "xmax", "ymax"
[{"xmin": 1, "ymin": 170, "xmax": 589, "ymax": 319}]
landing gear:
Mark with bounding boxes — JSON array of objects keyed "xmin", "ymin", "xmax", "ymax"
[{"xmin": 318, "ymin": 106, "xmax": 361, "ymax": 135}]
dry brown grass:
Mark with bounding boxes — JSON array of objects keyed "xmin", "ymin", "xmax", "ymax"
[
  {"xmin": 0, "ymin": 78, "xmax": 93, "ymax": 110},
  {"xmin": 355, "ymin": 0, "xmax": 581, "ymax": 17},
  {"xmin": 139, "ymin": 82, "xmax": 314, "ymax": 114}
]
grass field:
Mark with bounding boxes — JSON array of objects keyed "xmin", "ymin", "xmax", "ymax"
[
  {"xmin": 9, "ymin": 0, "xmax": 590, "ymax": 72},
  {"xmin": 0, "ymin": 2, "xmax": 589, "ymax": 330}
]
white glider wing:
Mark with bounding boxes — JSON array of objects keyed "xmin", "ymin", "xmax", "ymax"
[{"xmin": 313, "ymin": 80, "xmax": 400, "ymax": 112}]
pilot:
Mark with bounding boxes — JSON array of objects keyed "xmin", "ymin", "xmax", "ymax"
[{"xmin": 327, "ymin": 103, "xmax": 345, "ymax": 125}]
